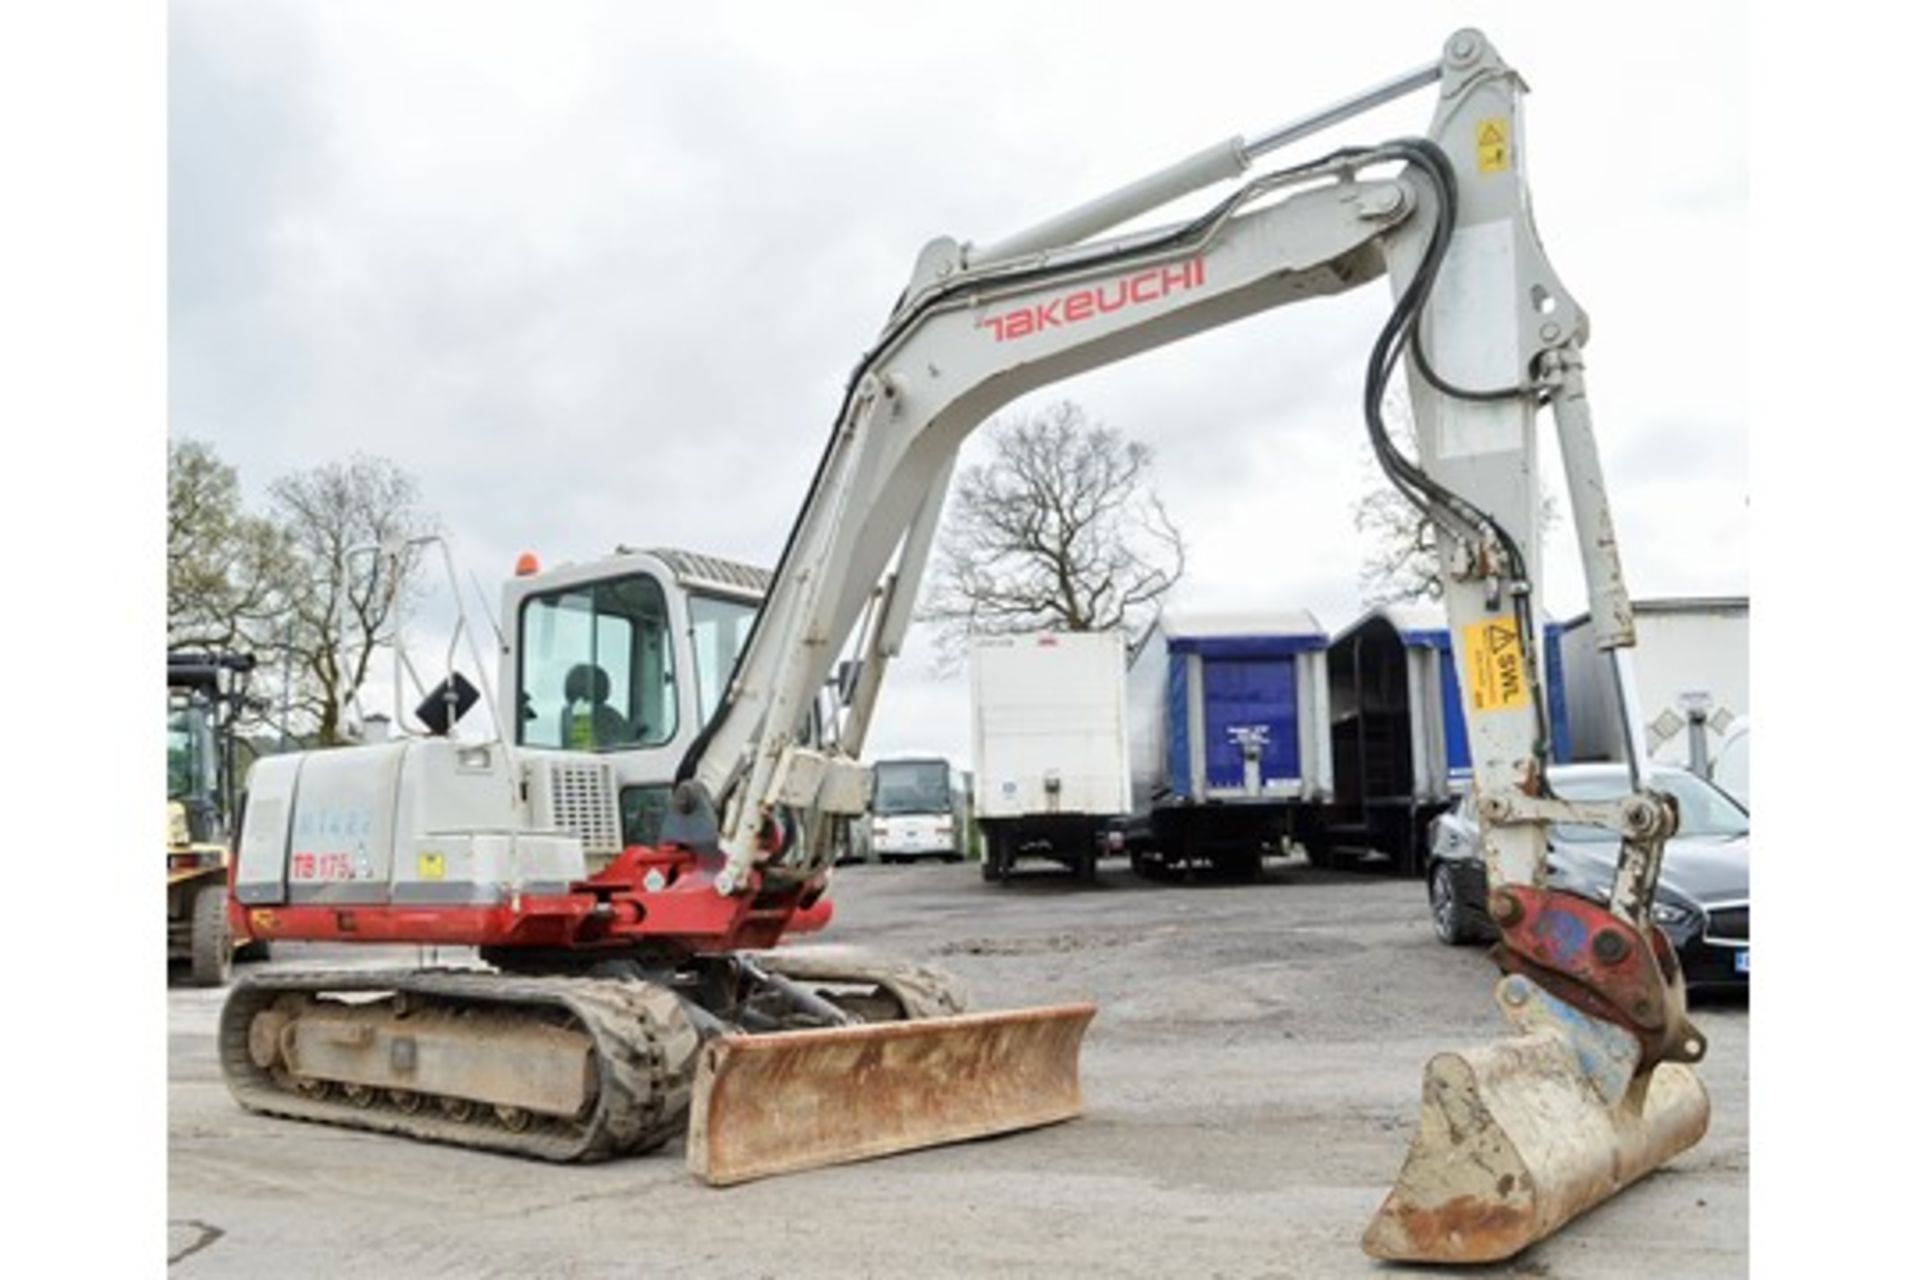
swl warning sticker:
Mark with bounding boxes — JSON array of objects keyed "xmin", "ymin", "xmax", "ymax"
[
  {"xmin": 1463, "ymin": 617, "xmax": 1530, "ymax": 712},
  {"xmin": 417, "ymin": 851, "xmax": 446, "ymax": 881},
  {"xmin": 1476, "ymin": 117, "xmax": 1509, "ymax": 173}
]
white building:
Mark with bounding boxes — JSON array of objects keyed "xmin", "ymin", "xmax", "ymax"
[{"xmin": 1552, "ymin": 596, "xmax": 1748, "ymax": 774}]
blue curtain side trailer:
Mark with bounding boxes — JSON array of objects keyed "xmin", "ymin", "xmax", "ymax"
[{"xmin": 1123, "ymin": 611, "xmax": 1332, "ymax": 879}]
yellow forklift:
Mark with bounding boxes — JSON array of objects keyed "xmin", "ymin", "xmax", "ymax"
[{"xmin": 167, "ymin": 651, "xmax": 264, "ymax": 985}]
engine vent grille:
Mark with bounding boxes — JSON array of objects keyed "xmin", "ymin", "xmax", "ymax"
[{"xmin": 541, "ymin": 759, "xmax": 622, "ymax": 857}]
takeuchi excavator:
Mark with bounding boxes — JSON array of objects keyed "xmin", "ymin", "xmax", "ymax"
[{"xmin": 220, "ymin": 29, "xmax": 1709, "ymax": 1262}]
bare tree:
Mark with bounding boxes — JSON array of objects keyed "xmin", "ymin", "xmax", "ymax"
[
  {"xmin": 1354, "ymin": 387, "xmax": 1557, "ymax": 604},
  {"xmin": 167, "ymin": 441, "xmax": 440, "ymax": 747},
  {"xmin": 168, "ymin": 438, "xmax": 293, "ymax": 652},
  {"xmin": 919, "ymin": 401, "xmax": 1184, "ymax": 662},
  {"xmin": 267, "ymin": 456, "xmax": 439, "ymax": 746},
  {"xmin": 1354, "ymin": 481, "xmax": 1449, "ymax": 604}
]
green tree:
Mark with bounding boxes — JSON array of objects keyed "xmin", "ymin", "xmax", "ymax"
[{"xmin": 167, "ymin": 438, "xmax": 292, "ymax": 652}]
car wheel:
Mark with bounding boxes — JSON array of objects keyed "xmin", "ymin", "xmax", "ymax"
[{"xmin": 1428, "ymin": 861, "xmax": 1476, "ymax": 946}]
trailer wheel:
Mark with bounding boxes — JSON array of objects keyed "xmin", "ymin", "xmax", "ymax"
[
  {"xmin": 981, "ymin": 832, "xmax": 1004, "ymax": 882},
  {"xmin": 1129, "ymin": 848, "xmax": 1174, "ymax": 883},
  {"xmin": 1209, "ymin": 849, "xmax": 1263, "ymax": 882},
  {"xmin": 998, "ymin": 830, "xmax": 1026, "ymax": 883},
  {"xmin": 189, "ymin": 884, "xmax": 232, "ymax": 987}
]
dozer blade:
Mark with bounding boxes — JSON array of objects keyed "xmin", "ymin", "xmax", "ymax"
[
  {"xmin": 686, "ymin": 1002, "xmax": 1096, "ymax": 1186},
  {"xmin": 1364, "ymin": 976, "xmax": 1709, "ymax": 1264}
]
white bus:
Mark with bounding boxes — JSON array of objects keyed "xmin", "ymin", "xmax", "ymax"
[{"xmin": 866, "ymin": 757, "xmax": 966, "ymax": 863}]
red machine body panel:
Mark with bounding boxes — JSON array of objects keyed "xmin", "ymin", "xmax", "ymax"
[{"xmin": 240, "ymin": 842, "xmax": 832, "ymax": 955}]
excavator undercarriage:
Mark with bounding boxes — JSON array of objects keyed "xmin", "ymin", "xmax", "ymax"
[
  {"xmin": 220, "ymin": 948, "xmax": 1093, "ymax": 1179},
  {"xmin": 222, "ymin": 969, "xmax": 700, "ymax": 1162}
]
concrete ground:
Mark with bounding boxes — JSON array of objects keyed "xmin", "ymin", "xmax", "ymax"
[{"xmin": 168, "ymin": 856, "xmax": 1747, "ymax": 1278}]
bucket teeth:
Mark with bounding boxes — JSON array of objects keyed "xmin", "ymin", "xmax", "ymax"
[{"xmin": 1364, "ymin": 978, "xmax": 1710, "ymax": 1263}]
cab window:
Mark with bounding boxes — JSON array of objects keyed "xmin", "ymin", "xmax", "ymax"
[
  {"xmin": 687, "ymin": 593, "xmax": 757, "ymax": 727},
  {"xmin": 167, "ymin": 701, "xmax": 216, "ymax": 802},
  {"xmin": 518, "ymin": 573, "xmax": 677, "ymax": 751}
]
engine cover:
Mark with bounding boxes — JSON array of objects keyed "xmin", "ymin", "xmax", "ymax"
[{"xmin": 234, "ymin": 739, "xmax": 597, "ymax": 908}]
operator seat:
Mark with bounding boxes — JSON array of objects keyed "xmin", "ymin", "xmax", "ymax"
[{"xmin": 561, "ymin": 663, "xmax": 633, "ymax": 749}]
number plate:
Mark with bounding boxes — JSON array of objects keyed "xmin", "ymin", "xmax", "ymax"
[{"xmin": 1734, "ymin": 949, "xmax": 1749, "ymax": 974}]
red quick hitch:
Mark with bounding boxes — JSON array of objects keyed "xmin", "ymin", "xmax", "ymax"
[{"xmin": 1488, "ymin": 884, "xmax": 1707, "ymax": 1069}]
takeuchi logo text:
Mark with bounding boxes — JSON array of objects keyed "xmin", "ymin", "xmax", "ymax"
[{"xmin": 979, "ymin": 257, "xmax": 1207, "ymax": 343}]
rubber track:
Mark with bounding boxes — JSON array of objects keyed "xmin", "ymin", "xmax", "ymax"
[{"xmin": 218, "ymin": 969, "xmax": 697, "ymax": 1162}]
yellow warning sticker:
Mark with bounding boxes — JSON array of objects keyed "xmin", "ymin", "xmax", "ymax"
[
  {"xmin": 1462, "ymin": 617, "xmax": 1530, "ymax": 712},
  {"xmin": 1476, "ymin": 117, "xmax": 1509, "ymax": 174},
  {"xmin": 417, "ymin": 852, "xmax": 446, "ymax": 881}
]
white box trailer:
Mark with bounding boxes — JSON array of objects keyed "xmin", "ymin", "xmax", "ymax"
[
  {"xmin": 969, "ymin": 631, "xmax": 1131, "ymax": 884},
  {"xmin": 1551, "ymin": 596, "xmax": 1748, "ymax": 777}
]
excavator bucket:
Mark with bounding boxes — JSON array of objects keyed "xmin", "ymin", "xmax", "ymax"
[
  {"xmin": 1363, "ymin": 976, "xmax": 1710, "ymax": 1264},
  {"xmin": 686, "ymin": 1002, "xmax": 1096, "ymax": 1185}
]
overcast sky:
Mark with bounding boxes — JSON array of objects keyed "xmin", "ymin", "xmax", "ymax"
[{"xmin": 169, "ymin": 0, "xmax": 1747, "ymax": 769}]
